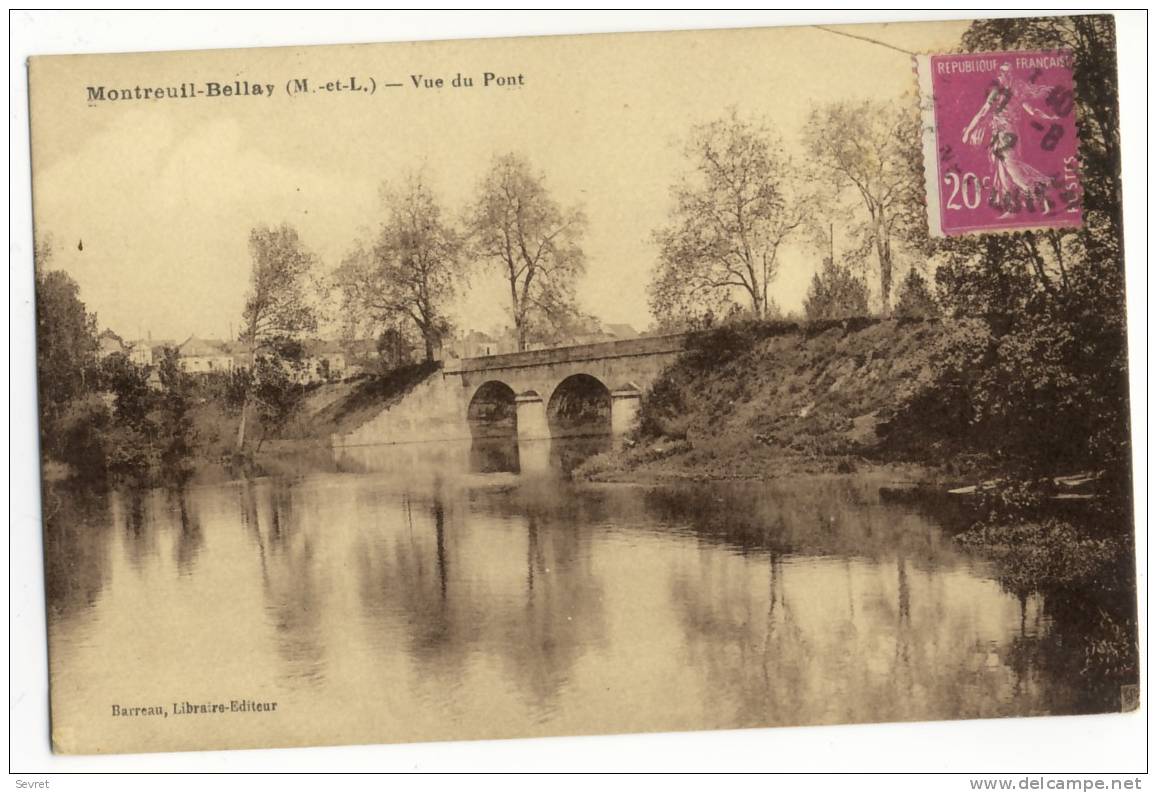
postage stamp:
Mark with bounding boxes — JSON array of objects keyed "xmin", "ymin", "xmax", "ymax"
[{"xmin": 916, "ymin": 51, "xmax": 1082, "ymax": 237}]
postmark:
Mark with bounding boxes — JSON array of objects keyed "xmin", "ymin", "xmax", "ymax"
[{"xmin": 916, "ymin": 50, "xmax": 1082, "ymax": 237}]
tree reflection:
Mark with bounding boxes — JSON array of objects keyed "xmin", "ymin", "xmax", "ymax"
[
  {"xmin": 497, "ymin": 512, "xmax": 607, "ymax": 715},
  {"xmin": 42, "ymin": 483, "xmax": 114, "ymax": 623},
  {"xmin": 239, "ymin": 477, "xmax": 327, "ymax": 687},
  {"xmin": 655, "ymin": 475, "xmax": 1102, "ymax": 727},
  {"xmin": 117, "ymin": 487, "xmax": 156, "ymax": 571},
  {"xmin": 171, "ymin": 485, "xmax": 204, "ymax": 575},
  {"xmin": 357, "ymin": 481, "xmax": 608, "ymax": 715}
]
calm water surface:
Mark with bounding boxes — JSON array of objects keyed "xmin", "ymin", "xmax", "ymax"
[{"xmin": 44, "ymin": 438, "xmax": 1113, "ymax": 752}]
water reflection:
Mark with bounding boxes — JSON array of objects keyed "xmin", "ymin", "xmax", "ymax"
[
  {"xmin": 172, "ymin": 486, "xmax": 204, "ymax": 575},
  {"xmin": 42, "ymin": 439, "xmax": 1134, "ymax": 753},
  {"xmin": 43, "ymin": 485, "xmax": 114, "ymax": 623},
  {"xmin": 242, "ymin": 478, "xmax": 329, "ymax": 687}
]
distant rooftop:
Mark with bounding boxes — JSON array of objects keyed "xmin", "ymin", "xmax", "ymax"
[{"xmin": 178, "ymin": 336, "xmax": 229, "ymax": 357}]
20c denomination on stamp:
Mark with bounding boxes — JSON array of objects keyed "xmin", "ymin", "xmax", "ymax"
[{"xmin": 916, "ymin": 50, "xmax": 1082, "ymax": 237}]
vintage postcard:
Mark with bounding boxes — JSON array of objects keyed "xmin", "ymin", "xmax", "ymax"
[{"xmin": 30, "ymin": 14, "xmax": 1138, "ymax": 755}]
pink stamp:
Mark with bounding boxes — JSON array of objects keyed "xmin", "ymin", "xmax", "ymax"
[{"xmin": 916, "ymin": 51, "xmax": 1082, "ymax": 237}]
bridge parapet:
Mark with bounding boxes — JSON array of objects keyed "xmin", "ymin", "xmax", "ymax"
[{"xmin": 444, "ymin": 332, "xmax": 689, "ymax": 374}]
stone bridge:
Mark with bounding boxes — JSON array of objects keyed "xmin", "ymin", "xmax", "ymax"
[
  {"xmin": 445, "ymin": 332, "xmax": 689, "ymax": 440},
  {"xmin": 335, "ymin": 333, "xmax": 689, "ymax": 448}
]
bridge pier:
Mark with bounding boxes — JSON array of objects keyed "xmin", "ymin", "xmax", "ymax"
[
  {"xmin": 610, "ymin": 386, "xmax": 642, "ymax": 438},
  {"xmin": 515, "ymin": 392, "xmax": 550, "ymax": 441}
]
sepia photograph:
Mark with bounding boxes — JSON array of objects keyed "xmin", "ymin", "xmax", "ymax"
[{"xmin": 14, "ymin": 9, "xmax": 1145, "ymax": 774}]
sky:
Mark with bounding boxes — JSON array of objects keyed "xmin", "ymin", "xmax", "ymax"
[{"xmin": 29, "ymin": 19, "xmax": 968, "ymax": 342}]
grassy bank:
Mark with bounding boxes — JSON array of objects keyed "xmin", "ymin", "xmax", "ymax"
[{"xmin": 576, "ymin": 317, "xmax": 970, "ymax": 483}]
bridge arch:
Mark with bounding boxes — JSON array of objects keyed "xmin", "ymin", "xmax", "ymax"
[
  {"xmin": 467, "ymin": 380, "xmax": 517, "ymax": 438},
  {"xmin": 547, "ymin": 373, "xmax": 612, "ymax": 438}
]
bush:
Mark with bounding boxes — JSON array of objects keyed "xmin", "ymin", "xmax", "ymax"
[
  {"xmin": 956, "ymin": 518, "xmax": 1122, "ymax": 591},
  {"xmin": 882, "ymin": 311, "xmax": 1130, "ymax": 476},
  {"xmin": 51, "ymin": 395, "xmax": 112, "ymax": 479},
  {"xmin": 102, "ymin": 424, "xmax": 156, "ymax": 478},
  {"xmin": 683, "ymin": 319, "xmax": 798, "ymax": 368}
]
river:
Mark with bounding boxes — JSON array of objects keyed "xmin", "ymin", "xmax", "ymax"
[{"xmin": 42, "ymin": 437, "xmax": 1128, "ymax": 753}]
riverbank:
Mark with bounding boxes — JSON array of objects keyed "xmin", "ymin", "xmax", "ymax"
[
  {"xmin": 39, "ymin": 361, "xmax": 441, "ymax": 489},
  {"xmin": 575, "ymin": 440, "xmax": 945, "ymax": 486}
]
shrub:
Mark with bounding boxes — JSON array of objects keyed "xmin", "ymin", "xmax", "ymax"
[
  {"xmin": 956, "ymin": 518, "xmax": 1122, "ymax": 591},
  {"xmin": 51, "ymin": 395, "xmax": 112, "ymax": 479}
]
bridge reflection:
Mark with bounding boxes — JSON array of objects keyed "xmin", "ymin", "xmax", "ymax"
[{"xmin": 336, "ymin": 436, "xmax": 610, "ymax": 479}]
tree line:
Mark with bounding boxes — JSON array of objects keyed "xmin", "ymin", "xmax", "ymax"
[
  {"xmin": 35, "ymin": 239, "xmax": 195, "ymax": 482},
  {"xmin": 648, "ymin": 100, "xmax": 933, "ymax": 328}
]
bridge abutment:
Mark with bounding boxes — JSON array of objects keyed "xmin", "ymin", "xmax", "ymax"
[{"xmin": 610, "ymin": 387, "xmax": 642, "ymax": 438}]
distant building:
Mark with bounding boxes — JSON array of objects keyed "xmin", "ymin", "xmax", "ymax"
[
  {"xmin": 222, "ymin": 341, "xmax": 254, "ymax": 372},
  {"xmin": 453, "ymin": 330, "xmax": 501, "ymax": 359},
  {"xmin": 125, "ymin": 341, "xmax": 154, "ymax": 367},
  {"xmin": 211, "ymin": 339, "xmax": 352, "ymax": 383},
  {"xmin": 494, "ymin": 331, "xmax": 520, "ymax": 355},
  {"xmin": 177, "ymin": 336, "xmax": 234, "ymax": 373},
  {"xmin": 300, "ymin": 340, "xmax": 348, "ymax": 383},
  {"xmin": 97, "ymin": 329, "xmax": 126, "ymax": 359}
]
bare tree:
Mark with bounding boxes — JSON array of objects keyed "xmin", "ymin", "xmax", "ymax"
[
  {"xmin": 804, "ymin": 101, "xmax": 920, "ymax": 314},
  {"xmin": 337, "ymin": 173, "xmax": 461, "ymax": 363},
  {"xmin": 650, "ymin": 108, "xmax": 805, "ymax": 326},
  {"xmin": 466, "ymin": 153, "xmax": 586, "ymax": 352},
  {"xmin": 236, "ymin": 223, "xmax": 319, "ymax": 450}
]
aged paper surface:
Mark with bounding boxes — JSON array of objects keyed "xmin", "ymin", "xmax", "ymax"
[{"xmin": 30, "ymin": 16, "xmax": 1136, "ymax": 755}]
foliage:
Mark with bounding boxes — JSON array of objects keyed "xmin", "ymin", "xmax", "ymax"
[
  {"xmin": 249, "ymin": 355, "xmax": 305, "ymax": 448},
  {"xmin": 804, "ymin": 100, "xmax": 923, "ymax": 313},
  {"xmin": 241, "ymin": 224, "xmax": 320, "ymax": 349},
  {"xmin": 236, "ymin": 223, "xmax": 320, "ymax": 449},
  {"xmin": 337, "ymin": 173, "xmax": 462, "ymax": 362},
  {"xmin": 376, "ymin": 326, "xmax": 415, "ymax": 371},
  {"xmin": 893, "ymin": 269, "xmax": 940, "ymax": 319},
  {"xmin": 154, "ymin": 347, "xmax": 196, "ymax": 468},
  {"xmin": 466, "ymin": 153, "xmax": 586, "ymax": 351},
  {"xmin": 33, "ymin": 243, "xmax": 179, "ymax": 482},
  {"xmin": 99, "ymin": 352, "xmax": 151, "ymax": 427},
  {"xmin": 803, "ymin": 257, "xmax": 871, "ymax": 320},
  {"xmin": 650, "ymin": 108, "xmax": 805, "ymax": 326},
  {"xmin": 885, "ymin": 17, "xmax": 1129, "ymax": 479},
  {"xmin": 51, "ymin": 394, "xmax": 113, "ymax": 478},
  {"xmin": 34, "ymin": 250, "xmax": 100, "ymax": 434},
  {"xmin": 957, "ymin": 518, "xmax": 1123, "ymax": 592}
]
